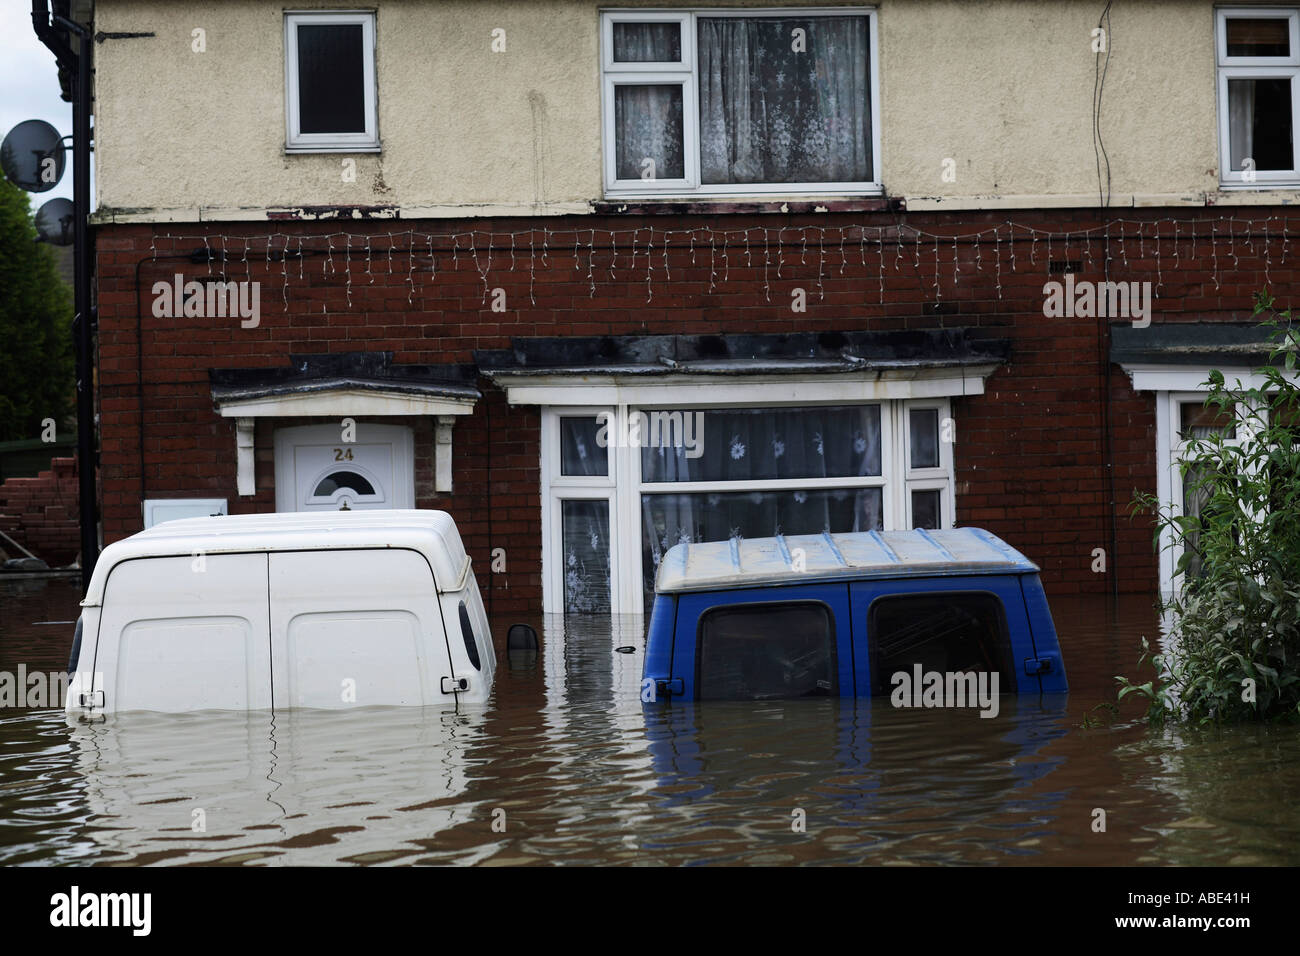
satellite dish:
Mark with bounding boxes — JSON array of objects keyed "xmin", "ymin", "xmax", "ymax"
[
  {"xmin": 1, "ymin": 120, "xmax": 67, "ymax": 193},
  {"xmin": 35, "ymin": 197, "xmax": 75, "ymax": 246}
]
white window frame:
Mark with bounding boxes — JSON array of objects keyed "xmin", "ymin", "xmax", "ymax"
[
  {"xmin": 541, "ymin": 406, "xmax": 627, "ymax": 613},
  {"xmin": 900, "ymin": 399, "xmax": 955, "ymax": 530},
  {"xmin": 1165, "ymin": 391, "xmax": 1266, "ymax": 593},
  {"xmin": 600, "ymin": 6, "xmax": 882, "ymax": 198},
  {"xmin": 285, "ymin": 10, "xmax": 380, "ymax": 153},
  {"xmin": 540, "ymin": 399, "xmax": 953, "ymax": 615},
  {"xmin": 1129, "ymin": 374, "xmax": 1269, "ymax": 594},
  {"xmin": 1216, "ymin": 7, "xmax": 1300, "ymax": 186}
]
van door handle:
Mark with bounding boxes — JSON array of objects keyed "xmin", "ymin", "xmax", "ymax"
[
  {"xmin": 440, "ymin": 676, "xmax": 469, "ymax": 694},
  {"xmin": 1023, "ymin": 656, "xmax": 1054, "ymax": 676},
  {"xmin": 654, "ymin": 678, "xmax": 684, "ymax": 698}
]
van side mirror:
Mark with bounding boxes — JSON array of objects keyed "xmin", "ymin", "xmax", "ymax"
[{"xmin": 506, "ymin": 623, "xmax": 539, "ymax": 651}]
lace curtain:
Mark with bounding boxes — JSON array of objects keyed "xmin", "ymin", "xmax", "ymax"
[
  {"xmin": 1228, "ymin": 79, "xmax": 1255, "ymax": 173},
  {"xmin": 559, "ymin": 418, "xmax": 611, "ymax": 613},
  {"xmin": 613, "ymin": 16, "xmax": 872, "ymax": 184},
  {"xmin": 698, "ymin": 16, "xmax": 871, "ymax": 184},
  {"xmin": 615, "ymin": 85, "xmax": 686, "ymax": 180}
]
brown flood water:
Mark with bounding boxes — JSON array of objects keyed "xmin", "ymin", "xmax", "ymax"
[{"xmin": 0, "ymin": 576, "xmax": 1297, "ymax": 865}]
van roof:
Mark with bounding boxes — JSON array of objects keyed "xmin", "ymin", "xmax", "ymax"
[
  {"xmin": 654, "ymin": 528, "xmax": 1038, "ymax": 594},
  {"xmin": 81, "ymin": 510, "xmax": 471, "ymax": 606}
]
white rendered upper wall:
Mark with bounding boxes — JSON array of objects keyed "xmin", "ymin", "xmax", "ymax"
[{"xmin": 89, "ymin": 0, "xmax": 1271, "ymax": 222}]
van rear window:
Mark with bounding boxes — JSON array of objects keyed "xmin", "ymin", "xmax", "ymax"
[
  {"xmin": 696, "ymin": 602, "xmax": 837, "ymax": 700},
  {"xmin": 458, "ymin": 601, "xmax": 481, "ymax": 671},
  {"xmin": 869, "ymin": 592, "xmax": 1015, "ymax": 694}
]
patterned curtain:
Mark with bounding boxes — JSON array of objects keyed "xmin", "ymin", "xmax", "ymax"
[{"xmin": 640, "ymin": 406, "xmax": 883, "ymax": 605}]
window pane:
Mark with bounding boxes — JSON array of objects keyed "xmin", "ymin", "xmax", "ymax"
[
  {"xmin": 1182, "ymin": 466, "xmax": 1213, "ymax": 580},
  {"xmin": 909, "ymin": 407, "xmax": 940, "ymax": 468},
  {"xmin": 615, "ymin": 84, "xmax": 685, "ymax": 180},
  {"xmin": 698, "ymin": 602, "xmax": 836, "ymax": 699},
  {"xmin": 613, "ymin": 21, "xmax": 681, "ymax": 62},
  {"xmin": 297, "ymin": 23, "xmax": 366, "ymax": 134},
  {"xmin": 313, "ymin": 470, "xmax": 375, "ymax": 496},
  {"xmin": 1226, "ymin": 18, "xmax": 1290, "ymax": 57},
  {"xmin": 458, "ymin": 602, "xmax": 481, "ymax": 671},
  {"xmin": 1228, "ymin": 78, "xmax": 1293, "ymax": 172},
  {"xmin": 641, "ymin": 487, "xmax": 883, "ymax": 601},
  {"xmin": 1267, "ymin": 400, "xmax": 1300, "ymax": 513},
  {"xmin": 911, "ymin": 489, "xmax": 941, "ymax": 530},
  {"xmin": 641, "ymin": 405, "xmax": 881, "ymax": 481},
  {"xmin": 1180, "ymin": 401, "xmax": 1236, "ymax": 440},
  {"xmin": 560, "ymin": 416, "xmax": 608, "ymax": 476},
  {"xmin": 698, "ymin": 16, "xmax": 871, "ymax": 184},
  {"xmin": 562, "ymin": 499, "xmax": 611, "ymax": 613},
  {"xmin": 1268, "ymin": 400, "xmax": 1300, "ymax": 431},
  {"xmin": 870, "ymin": 593, "xmax": 1015, "ymax": 694}
]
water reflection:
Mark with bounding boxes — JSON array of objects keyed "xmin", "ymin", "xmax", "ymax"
[
  {"xmin": 61, "ymin": 708, "xmax": 489, "ymax": 866},
  {"xmin": 638, "ymin": 699, "xmax": 1070, "ymax": 864},
  {"xmin": 0, "ymin": 580, "xmax": 1298, "ymax": 865}
]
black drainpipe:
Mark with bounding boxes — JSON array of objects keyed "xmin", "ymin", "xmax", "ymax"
[{"xmin": 32, "ymin": 1, "xmax": 98, "ymax": 591}]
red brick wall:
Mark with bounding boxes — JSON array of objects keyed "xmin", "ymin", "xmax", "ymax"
[
  {"xmin": 92, "ymin": 208, "xmax": 1300, "ymax": 605},
  {"xmin": 0, "ymin": 457, "xmax": 80, "ymax": 566}
]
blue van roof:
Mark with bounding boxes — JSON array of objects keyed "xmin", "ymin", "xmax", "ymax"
[{"xmin": 654, "ymin": 528, "xmax": 1038, "ymax": 594}]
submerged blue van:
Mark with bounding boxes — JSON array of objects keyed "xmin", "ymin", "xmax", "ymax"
[{"xmin": 642, "ymin": 528, "xmax": 1067, "ymax": 701}]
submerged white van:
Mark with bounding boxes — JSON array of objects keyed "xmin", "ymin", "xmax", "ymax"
[{"xmin": 66, "ymin": 511, "xmax": 500, "ymax": 717}]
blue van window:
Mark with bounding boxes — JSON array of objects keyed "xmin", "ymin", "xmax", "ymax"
[
  {"xmin": 458, "ymin": 601, "xmax": 482, "ymax": 671},
  {"xmin": 697, "ymin": 602, "xmax": 837, "ymax": 699},
  {"xmin": 869, "ymin": 592, "xmax": 1015, "ymax": 694}
]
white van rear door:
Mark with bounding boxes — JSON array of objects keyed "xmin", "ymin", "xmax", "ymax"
[
  {"xmin": 92, "ymin": 553, "xmax": 273, "ymax": 713},
  {"xmin": 268, "ymin": 549, "xmax": 450, "ymax": 708}
]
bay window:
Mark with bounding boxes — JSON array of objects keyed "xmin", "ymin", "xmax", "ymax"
[{"xmin": 542, "ymin": 400, "xmax": 953, "ymax": 614}]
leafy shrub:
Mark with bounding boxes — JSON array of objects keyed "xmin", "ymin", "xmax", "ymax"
[{"xmin": 1120, "ymin": 301, "xmax": 1300, "ymax": 724}]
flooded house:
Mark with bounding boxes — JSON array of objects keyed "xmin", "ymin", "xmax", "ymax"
[{"xmin": 79, "ymin": 0, "xmax": 1300, "ymax": 618}]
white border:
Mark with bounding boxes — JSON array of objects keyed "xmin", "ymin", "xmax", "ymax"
[
  {"xmin": 1216, "ymin": 7, "xmax": 1300, "ymax": 185},
  {"xmin": 599, "ymin": 6, "xmax": 882, "ymax": 198},
  {"xmin": 493, "ymin": 366, "xmax": 996, "ymax": 408},
  {"xmin": 538, "ymin": 395, "xmax": 960, "ymax": 614},
  {"xmin": 285, "ymin": 11, "xmax": 380, "ymax": 153},
  {"xmin": 1121, "ymin": 361, "xmax": 1290, "ymax": 593}
]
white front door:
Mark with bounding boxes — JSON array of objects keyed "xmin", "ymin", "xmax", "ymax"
[{"xmin": 274, "ymin": 422, "xmax": 415, "ymax": 512}]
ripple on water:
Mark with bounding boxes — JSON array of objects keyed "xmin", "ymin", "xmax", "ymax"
[{"xmin": 0, "ymin": 589, "xmax": 1298, "ymax": 864}]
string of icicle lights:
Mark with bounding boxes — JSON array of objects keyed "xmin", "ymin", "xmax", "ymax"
[{"xmin": 150, "ymin": 215, "xmax": 1294, "ymax": 312}]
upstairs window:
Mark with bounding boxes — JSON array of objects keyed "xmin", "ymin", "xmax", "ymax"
[
  {"xmin": 1217, "ymin": 8, "xmax": 1300, "ymax": 185},
  {"xmin": 601, "ymin": 8, "xmax": 879, "ymax": 197},
  {"xmin": 285, "ymin": 11, "xmax": 379, "ymax": 152}
]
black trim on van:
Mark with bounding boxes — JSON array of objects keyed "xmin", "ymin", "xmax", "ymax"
[{"xmin": 458, "ymin": 601, "xmax": 482, "ymax": 671}]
